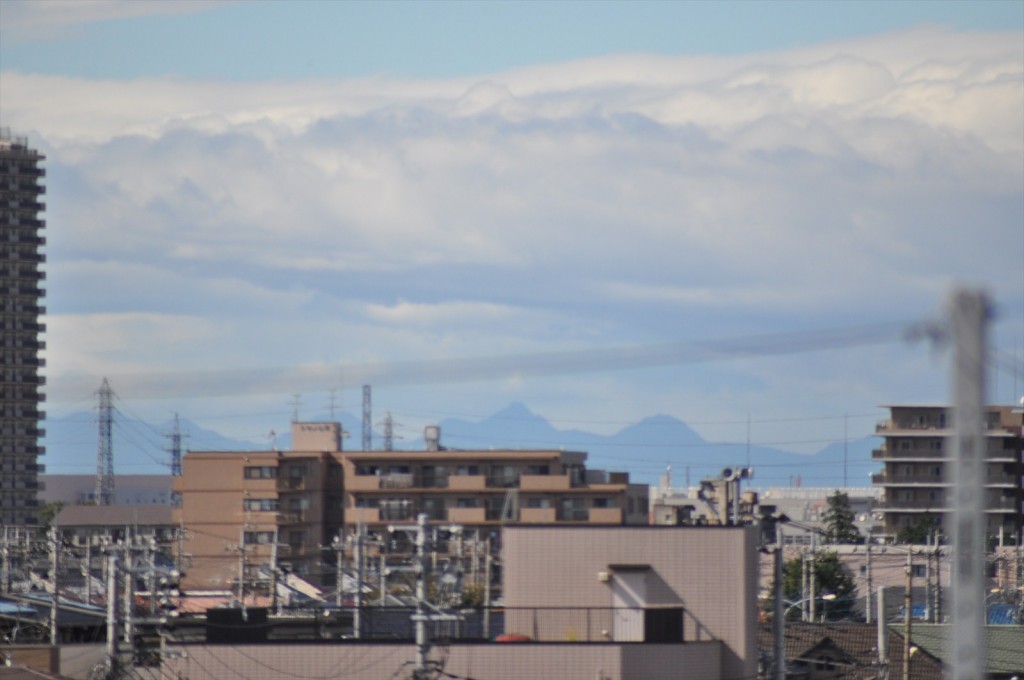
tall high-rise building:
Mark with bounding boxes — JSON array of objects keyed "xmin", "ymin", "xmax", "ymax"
[{"xmin": 1, "ymin": 128, "xmax": 46, "ymax": 526}]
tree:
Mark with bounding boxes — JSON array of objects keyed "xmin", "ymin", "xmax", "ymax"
[
  {"xmin": 896, "ymin": 513, "xmax": 939, "ymax": 544},
  {"xmin": 782, "ymin": 550, "xmax": 858, "ymax": 621},
  {"xmin": 822, "ymin": 491, "xmax": 863, "ymax": 544},
  {"xmin": 37, "ymin": 501, "xmax": 64, "ymax": 528}
]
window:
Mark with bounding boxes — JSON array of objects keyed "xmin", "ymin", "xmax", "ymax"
[
  {"xmin": 455, "ymin": 465, "xmax": 479, "ymax": 476},
  {"xmin": 593, "ymin": 498, "xmax": 611, "ymax": 509},
  {"xmin": 456, "ymin": 498, "xmax": 478, "ymax": 508},
  {"xmin": 526, "ymin": 464, "xmax": 550, "ymax": 475},
  {"xmin": 244, "ymin": 466, "xmax": 277, "ymax": 479},
  {"xmin": 288, "ymin": 464, "xmax": 308, "ymax": 478},
  {"xmin": 243, "ymin": 498, "xmax": 279, "ymax": 512},
  {"xmin": 244, "ymin": 531, "xmax": 275, "ymax": 545},
  {"xmin": 911, "ymin": 564, "xmax": 926, "ymax": 578},
  {"xmin": 355, "ymin": 464, "xmax": 379, "ymax": 476},
  {"xmin": 288, "ymin": 497, "xmax": 310, "ymax": 511}
]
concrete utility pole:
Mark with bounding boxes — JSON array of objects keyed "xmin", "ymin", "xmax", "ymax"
[
  {"xmin": 877, "ymin": 586, "xmax": 887, "ymax": 671},
  {"xmin": 105, "ymin": 553, "xmax": 119, "ymax": 678},
  {"xmin": 903, "ymin": 550, "xmax": 912, "ymax": 680},
  {"xmin": 48, "ymin": 527, "xmax": 58, "ymax": 645},
  {"xmin": 413, "ymin": 514, "xmax": 430, "ymax": 680},
  {"xmin": 865, "ymin": 542, "xmax": 873, "ymax": 625},
  {"xmin": 773, "ymin": 526, "xmax": 785, "ymax": 680},
  {"xmin": 948, "ymin": 288, "xmax": 988, "ymax": 680}
]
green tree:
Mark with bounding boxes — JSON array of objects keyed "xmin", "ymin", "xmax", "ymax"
[
  {"xmin": 822, "ymin": 491, "xmax": 863, "ymax": 544},
  {"xmin": 896, "ymin": 513, "xmax": 939, "ymax": 544},
  {"xmin": 782, "ymin": 550, "xmax": 858, "ymax": 620},
  {"xmin": 37, "ymin": 501, "xmax": 64, "ymax": 528}
]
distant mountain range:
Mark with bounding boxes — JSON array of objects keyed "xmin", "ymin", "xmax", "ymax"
[{"xmin": 41, "ymin": 402, "xmax": 880, "ymax": 489}]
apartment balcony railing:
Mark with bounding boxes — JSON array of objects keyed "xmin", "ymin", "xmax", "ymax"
[
  {"xmin": 587, "ymin": 507, "xmax": 623, "ymax": 524},
  {"xmin": 447, "ymin": 475, "xmax": 486, "ymax": 491},
  {"xmin": 447, "ymin": 507, "xmax": 486, "ymax": 524},
  {"xmin": 486, "ymin": 473, "xmax": 520, "ymax": 489},
  {"xmin": 519, "ymin": 474, "xmax": 571, "ymax": 491},
  {"xmin": 380, "ymin": 473, "xmax": 414, "ymax": 489},
  {"xmin": 277, "ymin": 477, "xmax": 308, "ymax": 491},
  {"xmin": 519, "ymin": 507, "xmax": 556, "ymax": 523}
]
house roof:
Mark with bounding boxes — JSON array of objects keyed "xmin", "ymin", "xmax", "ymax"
[
  {"xmin": 54, "ymin": 504, "xmax": 174, "ymax": 528},
  {"xmin": 906, "ymin": 624, "xmax": 1024, "ymax": 676},
  {"xmin": 758, "ymin": 622, "xmax": 945, "ymax": 680}
]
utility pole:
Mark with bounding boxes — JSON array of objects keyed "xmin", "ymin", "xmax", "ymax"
[
  {"xmin": 354, "ymin": 525, "xmax": 364, "ymax": 639},
  {"xmin": 105, "ymin": 552, "xmax": 119, "ymax": 678},
  {"xmin": 483, "ymin": 540, "xmax": 493, "ymax": 641},
  {"xmin": 413, "ymin": 513, "xmax": 431, "ymax": 680},
  {"xmin": 903, "ymin": 550, "xmax": 912, "ymax": 680},
  {"xmin": 865, "ymin": 542, "xmax": 873, "ymax": 625},
  {"xmin": 949, "ymin": 288, "xmax": 988, "ymax": 680},
  {"xmin": 876, "ymin": 586, "xmax": 887, "ymax": 672},
  {"xmin": 773, "ymin": 526, "xmax": 784, "ymax": 680},
  {"xmin": 1, "ymin": 527, "xmax": 9, "ymax": 595},
  {"xmin": 48, "ymin": 527, "xmax": 59, "ymax": 646},
  {"xmin": 331, "ymin": 534, "xmax": 344, "ymax": 608}
]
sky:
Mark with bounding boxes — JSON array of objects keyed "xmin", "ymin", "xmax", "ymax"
[{"xmin": 2, "ymin": 0, "xmax": 1022, "ymax": 473}]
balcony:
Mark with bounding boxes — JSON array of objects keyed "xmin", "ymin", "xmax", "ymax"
[
  {"xmin": 277, "ymin": 511, "xmax": 306, "ymax": 525},
  {"xmin": 347, "ymin": 475, "xmax": 382, "ymax": 491},
  {"xmin": 447, "ymin": 507, "xmax": 486, "ymax": 524},
  {"xmin": 448, "ymin": 475, "xmax": 486, "ymax": 491},
  {"xmin": 380, "ymin": 473, "xmax": 414, "ymax": 489},
  {"xmin": 519, "ymin": 474, "xmax": 571, "ymax": 491},
  {"xmin": 345, "ymin": 507, "xmax": 381, "ymax": 524},
  {"xmin": 872, "ymin": 473, "xmax": 947, "ymax": 486},
  {"xmin": 277, "ymin": 477, "xmax": 308, "ymax": 491},
  {"xmin": 486, "ymin": 473, "xmax": 520, "ymax": 489},
  {"xmin": 587, "ymin": 508, "xmax": 623, "ymax": 524},
  {"xmin": 520, "ymin": 507, "xmax": 556, "ymax": 523}
]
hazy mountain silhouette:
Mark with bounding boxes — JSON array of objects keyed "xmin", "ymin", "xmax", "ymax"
[{"xmin": 42, "ymin": 403, "xmax": 878, "ymax": 488}]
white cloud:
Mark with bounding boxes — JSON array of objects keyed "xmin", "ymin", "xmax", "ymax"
[
  {"xmin": 0, "ymin": 0, "xmax": 228, "ymax": 43},
  {"xmin": 4, "ymin": 26, "xmax": 1020, "ymax": 419}
]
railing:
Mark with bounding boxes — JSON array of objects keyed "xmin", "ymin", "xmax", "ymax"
[
  {"xmin": 486, "ymin": 473, "xmax": 520, "ymax": 489},
  {"xmin": 334, "ymin": 606, "xmax": 687, "ymax": 643},
  {"xmin": 381, "ymin": 473, "xmax": 414, "ymax": 489}
]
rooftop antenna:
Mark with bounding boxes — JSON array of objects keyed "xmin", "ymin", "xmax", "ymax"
[{"xmin": 95, "ymin": 378, "xmax": 115, "ymax": 506}]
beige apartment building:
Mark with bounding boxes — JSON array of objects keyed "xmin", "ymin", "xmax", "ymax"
[
  {"xmin": 174, "ymin": 422, "xmax": 648, "ymax": 590},
  {"xmin": 872, "ymin": 404, "xmax": 1024, "ymax": 543}
]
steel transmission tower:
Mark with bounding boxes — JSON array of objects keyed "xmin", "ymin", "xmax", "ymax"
[
  {"xmin": 362, "ymin": 385, "xmax": 372, "ymax": 451},
  {"xmin": 382, "ymin": 412, "xmax": 395, "ymax": 451},
  {"xmin": 95, "ymin": 378, "xmax": 115, "ymax": 506},
  {"xmin": 166, "ymin": 413, "xmax": 185, "ymax": 477}
]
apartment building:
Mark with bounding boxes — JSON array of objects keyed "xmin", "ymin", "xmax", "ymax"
[
  {"xmin": 0, "ymin": 129, "xmax": 46, "ymax": 527},
  {"xmin": 174, "ymin": 422, "xmax": 648, "ymax": 590},
  {"xmin": 872, "ymin": 404, "xmax": 1024, "ymax": 542}
]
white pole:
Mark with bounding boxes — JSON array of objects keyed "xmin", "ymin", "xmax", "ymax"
[{"xmin": 948, "ymin": 288, "xmax": 988, "ymax": 680}]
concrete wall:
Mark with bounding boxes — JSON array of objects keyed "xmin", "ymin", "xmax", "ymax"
[
  {"xmin": 502, "ymin": 525, "xmax": 759, "ymax": 680},
  {"xmin": 162, "ymin": 641, "xmax": 723, "ymax": 680}
]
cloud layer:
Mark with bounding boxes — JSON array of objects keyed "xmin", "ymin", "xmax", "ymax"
[{"xmin": 3, "ymin": 25, "xmax": 1021, "ymax": 444}]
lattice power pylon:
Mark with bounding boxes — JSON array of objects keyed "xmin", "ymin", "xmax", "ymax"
[
  {"xmin": 95, "ymin": 378, "xmax": 115, "ymax": 506},
  {"xmin": 362, "ymin": 385, "xmax": 372, "ymax": 451}
]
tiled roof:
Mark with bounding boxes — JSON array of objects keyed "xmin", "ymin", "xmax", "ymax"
[{"xmin": 907, "ymin": 623, "xmax": 1024, "ymax": 676}]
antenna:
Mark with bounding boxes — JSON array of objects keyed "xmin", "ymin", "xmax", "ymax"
[{"xmin": 95, "ymin": 378, "xmax": 115, "ymax": 506}]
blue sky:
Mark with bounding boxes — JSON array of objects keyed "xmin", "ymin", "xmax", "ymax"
[
  {"xmin": 4, "ymin": 1, "xmax": 1022, "ymax": 79},
  {"xmin": 1, "ymin": 1, "xmax": 1022, "ymax": 480}
]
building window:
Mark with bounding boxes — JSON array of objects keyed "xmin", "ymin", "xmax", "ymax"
[
  {"xmin": 288, "ymin": 497, "xmax": 310, "ymax": 511},
  {"xmin": 244, "ymin": 466, "xmax": 277, "ymax": 479},
  {"xmin": 244, "ymin": 531, "xmax": 275, "ymax": 545},
  {"xmin": 243, "ymin": 498, "xmax": 279, "ymax": 512},
  {"xmin": 455, "ymin": 465, "xmax": 479, "ymax": 476},
  {"xmin": 456, "ymin": 498, "xmax": 478, "ymax": 508},
  {"xmin": 525, "ymin": 464, "xmax": 550, "ymax": 476},
  {"xmin": 355, "ymin": 464, "xmax": 379, "ymax": 476},
  {"xmin": 288, "ymin": 464, "xmax": 309, "ymax": 478},
  {"xmin": 593, "ymin": 498, "xmax": 611, "ymax": 509}
]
